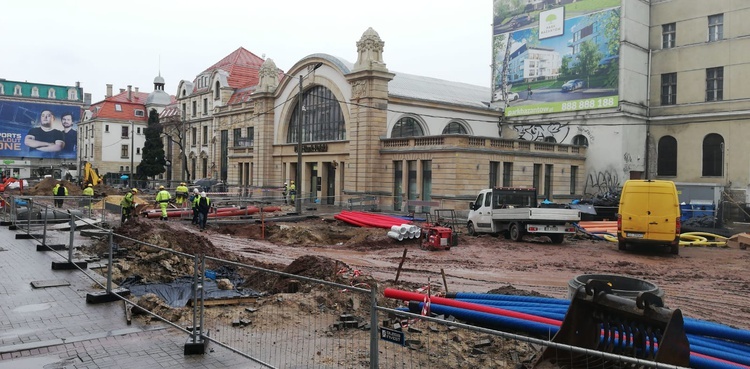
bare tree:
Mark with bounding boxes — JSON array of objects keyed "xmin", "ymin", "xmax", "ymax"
[{"xmin": 161, "ymin": 115, "xmax": 191, "ymax": 181}]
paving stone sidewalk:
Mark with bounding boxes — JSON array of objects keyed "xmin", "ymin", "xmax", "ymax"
[{"xmin": 0, "ymin": 220, "xmax": 255, "ymax": 368}]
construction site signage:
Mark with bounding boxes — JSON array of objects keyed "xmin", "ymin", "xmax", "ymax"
[
  {"xmin": 0, "ymin": 100, "xmax": 80, "ymax": 159},
  {"xmin": 379, "ymin": 327, "xmax": 405, "ymax": 346},
  {"xmin": 492, "ymin": 0, "xmax": 621, "ymax": 116}
]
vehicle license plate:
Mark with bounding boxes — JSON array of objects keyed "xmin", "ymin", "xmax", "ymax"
[{"xmin": 626, "ymin": 232, "xmax": 644, "ymax": 238}]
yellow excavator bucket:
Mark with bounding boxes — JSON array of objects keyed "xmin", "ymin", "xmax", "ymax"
[
  {"xmin": 534, "ymin": 279, "xmax": 690, "ymax": 368},
  {"xmin": 83, "ymin": 162, "xmax": 101, "ymax": 186}
]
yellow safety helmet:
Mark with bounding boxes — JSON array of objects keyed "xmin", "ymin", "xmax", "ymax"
[
  {"xmin": 131, "ymin": 188, "xmax": 138, "ymax": 193},
  {"xmin": 180, "ymin": 182, "xmax": 186, "ymax": 186},
  {"xmin": 159, "ymin": 185, "xmax": 165, "ymax": 190},
  {"xmin": 87, "ymin": 184, "xmax": 92, "ymax": 187}
]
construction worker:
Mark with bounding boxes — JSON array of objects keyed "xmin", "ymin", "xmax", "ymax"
[
  {"xmin": 190, "ymin": 188, "xmax": 200, "ymax": 224},
  {"xmin": 82, "ymin": 183, "xmax": 94, "ymax": 197},
  {"xmin": 52, "ymin": 182, "xmax": 68, "ymax": 208},
  {"xmin": 82, "ymin": 183, "xmax": 95, "ymax": 214},
  {"xmin": 196, "ymin": 191, "xmax": 211, "ymax": 231},
  {"xmin": 289, "ymin": 180, "xmax": 296, "ymax": 205},
  {"xmin": 175, "ymin": 182, "xmax": 189, "ymax": 207},
  {"xmin": 155, "ymin": 185, "xmax": 171, "ymax": 221},
  {"xmin": 120, "ymin": 188, "xmax": 137, "ymax": 223},
  {"xmin": 282, "ymin": 182, "xmax": 288, "ymax": 205}
]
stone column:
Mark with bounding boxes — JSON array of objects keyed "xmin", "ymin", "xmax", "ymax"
[
  {"xmin": 345, "ymin": 28, "xmax": 394, "ymax": 195},
  {"xmin": 252, "ymin": 58, "xmax": 280, "ymax": 187}
]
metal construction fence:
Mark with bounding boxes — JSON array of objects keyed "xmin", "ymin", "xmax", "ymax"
[{"xmin": 0, "ymin": 193, "xmax": 690, "ymax": 369}]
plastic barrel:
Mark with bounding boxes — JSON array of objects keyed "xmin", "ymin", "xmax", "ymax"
[{"xmin": 568, "ymin": 274, "xmax": 663, "ymax": 300}]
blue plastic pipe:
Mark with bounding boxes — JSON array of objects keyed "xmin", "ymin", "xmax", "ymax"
[
  {"xmin": 453, "ymin": 295, "xmax": 750, "ymax": 345},
  {"xmin": 409, "ymin": 301, "xmax": 749, "ymax": 369}
]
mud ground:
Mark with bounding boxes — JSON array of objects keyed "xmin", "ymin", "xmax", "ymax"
[{"xmin": 80, "ymin": 213, "xmax": 750, "ymax": 367}]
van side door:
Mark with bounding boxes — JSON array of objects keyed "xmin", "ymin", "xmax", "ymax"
[{"xmin": 468, "ymin": 192, "xmax": 493, "ymax": 232}]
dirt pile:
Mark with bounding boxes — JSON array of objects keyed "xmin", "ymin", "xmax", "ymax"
[
  {"xmin": 82, "ymin": 220, "xmax": 284, "ymax": 285},
  {"xmin": 23, "ymin": 177, "xmax": 123, "ymax": 197}
]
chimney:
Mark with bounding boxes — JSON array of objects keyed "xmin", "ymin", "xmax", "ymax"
[
  {"xmin": 106, "ymin": 84, "xmax": 113, "ymax": 98},
  {"xmin": 135, "ymin": 87, "xmax": 139, "ymax": 93},
  {"xmin": 75, "ymin": 81, "xmax": 80, "ymax": 88},
  {"xmin": 127, "ymin": 85, "xmax": 132, "ymax": 101},
  {"xmin": 119, "ymin": 88, "xmax": 125, "ymax": 93}
]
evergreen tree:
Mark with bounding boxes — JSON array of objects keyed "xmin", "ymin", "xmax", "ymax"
[{"xmin": 137, "ymin": 109, "xmax": 166, "ymax": 179}]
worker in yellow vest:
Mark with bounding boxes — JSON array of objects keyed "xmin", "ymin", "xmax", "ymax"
[
  {"xmin": 289, "ymin": 180, "xmax": 296, "ymax": 205},
  {"xmin": 155, "ymin": 185, "xmax": 171, "ymax": 221},
  {"xmin": 82, "ymin": 183, "xmax": 95, "ymax": 215},
  {"xmin": 175, "ymin": 182, "xmax": 189, "ymax": 207},
  {"xmin": 52, "ymin": 182, "xmax": 68, "ymax": 208},
  {"xmin": 120, "ymin": 188, "xmax": 137, "ymax": 223}
]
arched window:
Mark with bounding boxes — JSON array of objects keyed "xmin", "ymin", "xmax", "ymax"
[
  {"xmin": 572, "ymin": 134, "xmax": 588, "ymax": 146},
  {"xmin": 442, "ymin": 121, "xmax": 468, "ymax": 135},
  {"xmin": 182, "ymin": 89, "xmax": 187, "ymax": 97},
  {"xmin": 544, "ymin": 136, "xmax": 557, "ymax": 143},
  {"xmin": 391, "ymin": 116, "xmax": 424, "ymax": 138},
  {"xmin": 287, "ymin": 85, "xmax": 346, "ymax": 143},
  {"xmin": 657, "ymin": 136, "xmax": 677, "ymax": 176},
  {"xmin": 14, "ymin": 85, "xmax": 22, "ymax": 96},
  {"xmin": 31, "ymin": 86, "xmax": 39, "ymax": 97},
  {"xmin": 214, "ymin": 81, "xmax": 220, "ymax": 99},
  {"xmin": 47, "ymin": 88, "xmax": 56, "ymax": 99},
  {"xmin": 702, "ymin": 133, "xmax": 724, "ymax": 176},
  {"xmin": 67, "ymin": 88, "xmax": 78, "ymax": 100}
]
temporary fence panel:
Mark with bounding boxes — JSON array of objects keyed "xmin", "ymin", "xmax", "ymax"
[{"xmin": 200, "ymin": 256, "xmax": 374, "ymax": 368}]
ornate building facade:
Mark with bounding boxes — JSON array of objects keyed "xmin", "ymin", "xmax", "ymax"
[{"xmin": 164, "ymin": 29, "xmax": 587, "ymax": 210}]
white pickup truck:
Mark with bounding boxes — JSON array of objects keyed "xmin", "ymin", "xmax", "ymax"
[{"xmin": 467, "ymin": 188, "xmax": 581, "ymax": 243}]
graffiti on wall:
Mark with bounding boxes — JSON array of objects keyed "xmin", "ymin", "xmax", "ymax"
[
  {"xmin": 512, "ymin": 122, "xmax": 570, "ymax": 142},
  {"xmin": 584, "ymin": 168, "xmax": 620, "ymax": 196}
]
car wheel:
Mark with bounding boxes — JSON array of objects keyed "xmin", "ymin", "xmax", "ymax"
[
  {"xmin": 549, "ymin": 234, "xmax": 565, "ymax": 244},
  {"xmin": 509, "ymin": 223, "xmax": 523, "ymax": 242},
  {"xmin": 671, "ymin": 243, "xmax": 679, "ymax": 255},
  {"xmin": 467, "ymin": 222, "xmax": 477, "ymax": 236},
  {"xmin": 618, "ymin": 240, "xmax": 627, "ymax": 251}
]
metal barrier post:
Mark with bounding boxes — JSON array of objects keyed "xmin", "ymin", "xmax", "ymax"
[
  {"xmin": 199, "ymin": 255, "xmax": 206, "ymax": 340},
  {"xmin": 185, "ymin": 253, "xmax": 207, "ymax": 355},
  {"xmin": 191, "ymin": 254, "xmax": 199, "ymax": 343},
  {"xmin": 51, "ymin": 211, "xmax": 88, "ymax": 270},
  {"xmin": 106, "ymin": 230, "xmax": 113, "ymax": 293},
  {"xmin": 10, "ymin": 195, "xmax": 16, "ymax": 227},
  {"xmin": 68, "ymin": 214, "xmax": 76, "ymax": 262},
  {"xmin": 42, "ymin": 206, "xmax": 49, "ymax": 247},
  {"xmin": 370, "ymin": 284, "xmax": 379, "ymax": 369},
  {"xmin": 26, "ymin": 198, "xmax": 32, "ymax": 236},
  {"xmin": 85, "ymin": 231, "xmax": 130, "ymax": 303}
]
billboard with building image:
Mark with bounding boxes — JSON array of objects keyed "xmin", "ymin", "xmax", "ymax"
[
  {"xmin": 0, "ymin": 100, "xmax": 80, "ymax": 159},
  {"xmin": 492, "ymin": 0, "xmax": 621, "ymax": 117}
]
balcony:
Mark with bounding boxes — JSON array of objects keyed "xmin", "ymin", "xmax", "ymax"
[{"xmin": 381, "ymin": 135, "xmax": 585, "ymax": 157}]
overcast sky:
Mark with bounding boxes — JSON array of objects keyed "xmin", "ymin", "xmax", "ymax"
[{"xmin": 1, "ymin": 1, "xmax": 492, "ymax": 104}]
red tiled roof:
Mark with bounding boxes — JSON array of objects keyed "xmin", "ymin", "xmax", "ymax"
[
  {"xmin": 88, "ymin": 90, "xmax": 151, "ymax": 121},
  {"xmin": 196, "ymin": 47, "xmax": 266, "ymax": 92},
  {"xmin": 160, "ymin": 104, "xmax": 181, "ymax": 120},
  {"xmin": 228, "ymin": 86, "xmax": 256, "ymax": 105}
]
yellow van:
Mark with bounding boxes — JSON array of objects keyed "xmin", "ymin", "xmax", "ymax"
[{"xmin": 617, "ymin": 180, "xmax": 681, "ymax": 255}]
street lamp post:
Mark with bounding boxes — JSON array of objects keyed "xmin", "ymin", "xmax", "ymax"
[
  {"xmin": 295, "ymin": 75, "xmax": 303, "ymax": 214},
  {"xmin": 130, "ymin": 120, "xmax": 134, "ymax": 189},
  {"xmin": 294, "ymin": 62, "xmax": 322, "ymax": 215}
]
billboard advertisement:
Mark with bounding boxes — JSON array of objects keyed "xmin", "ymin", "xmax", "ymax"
[
  {"xmin": 0, "ymin": 100, "xmax": 80, "ymax": 159},
  {"xmin": 492, "ymin": 0, "xmax": 621, "ymax": 117}
]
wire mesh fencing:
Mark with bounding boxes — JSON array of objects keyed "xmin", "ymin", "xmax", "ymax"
[{"xmin": 199, "ymin": 256, "xmax": 376, "ymax": 368}]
